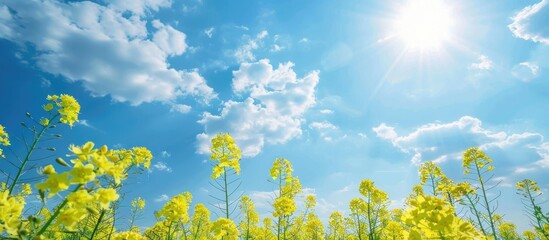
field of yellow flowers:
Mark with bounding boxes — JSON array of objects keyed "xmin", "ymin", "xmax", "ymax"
[{"xmin": 0, "ymin": 94, "xmax": 547, "ymax": 240}]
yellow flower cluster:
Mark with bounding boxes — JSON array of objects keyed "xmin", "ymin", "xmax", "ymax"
[
  {"xmin": 0, "ymin": 125, "xmax": 9, "ymax": 158},
  {"xmin": 191, "ymin": 203, "xmax": 211, "ymax": 239},
  {"xmin": 112, "ymin": 231, "xmax": 147, "ymax": 240},
  {"xmin": 462, "ymin": 147, "xmax": 494, "ymax": 174},
  {"xmin": 210, "ymin": 133, "xmax": 241, "ymax": 179},
  {"xmin": 46, "ymin": 94, "xmax": 81, "ymax": 127},
  {"xmin": 305, "ymin": 195, "xmax": 316, "ymax": 209},
  {"xmin": 211, "ymin": 217, "xmax": 239, "ymax": 240},
  {"xmin": 402, "ymin": 195, "xmax": 481, "ymax": 239},
  {"xmin": 359, "ymin": 179, "xmax": 388, "ymax": 203},
  {"xmin": 273, "ymin": 197, "xmax": 297, "ymax": 217},
  {"xmin": 131, "ymin": 197, "xmax": 146, "ymax": 210},
  {"xmin": 156, "ymin": 192, "xmax": 192, "ymax": 223},
  {"xmin": 304, "ymin": 213, "xmax": 324, "ymax": 239},
  {"xmin": 37, "ymin": 142, "xmax": 152, "ymax": 198},
  {"xmin": 516, "ymin": 179, "xmax": 541, "ymax": 192},
  {"xmin": 0, "ymin": 189, "xmax": 25, "ymax": 236},
  {"xmin": 270, "ymin": 158, "xmax": 293, "ymax": 181}
]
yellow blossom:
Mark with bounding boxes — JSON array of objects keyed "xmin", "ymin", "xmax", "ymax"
[
  {"xmin": 131, "ymin": 197, "xmax": 146, "ymax": 210},
  {"xmin": 112, "ymin": 231, "xmax": 147, "ymax": 240},
  {"xmin": 211, "ymin": 218, "xmax": 239, "ymax": 240},
  {"xmin": 56, "ymin": 207, "xmax": 87, "ymax": 231},
  {"xmin": 67, "ymin": 189, "xmax": 94, "ymax": 207},
  {"xmin": 210, "ymin": 133, "xmax": 241, "ymax": 179},
  {"xmin": 47, "ymin": 94, "xmax": 80, "ymax": 127},
  {"xmin": 273, "ymin": 197, "xmax": 296, "ymax": 217},
  {"xmin": 156, "ymin": 192, "xmax": 192, "ymax": 223},
  {"xmin": 0, "ymin": 190, "xmax": 25, "ymax": 236},
  {"xmin": 305, "ymin": 195, "xmax": 316, "ymax": 209},
  {"xmin": 69, "ymin": 161, "xmax": 96, "ymax": 184},
  {"xmin": 36, "ymin": 172, "xmax": 70, "ymax": 197},
  {"xmin": 0, "ymin": 125, "xmax": 9, "ymax": 158},
  {"xmin": 94, "ymin": 188, "xmax": 119, "ymax": 209}
]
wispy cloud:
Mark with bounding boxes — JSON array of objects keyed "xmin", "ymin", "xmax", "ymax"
[
  {"xmin": 233, "ymin": 31, "xmax": 268, "ymax": 63},
  {"xmin": 512, "ymin": 62, "xmax": 540, "ymax": 82},
  {"xmin": 204, "ymin": 27, "xmax": 215, "ymax": 38},
  {"xmin": 154, "ymin": 194, "xmax": 169, "ymax": 202},
  {"xmin": 153, "ymin": 161, "xmax": 172, "ymax": 172},
  {"xmin": 508, "ymin": 0, "xmax": 549, "ymax": 44}
]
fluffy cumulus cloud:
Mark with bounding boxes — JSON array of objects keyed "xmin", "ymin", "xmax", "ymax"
[
  {"xmin": 0, "ymin": 0, "xmax": 215, "ymax": 107},
  {"xmin": 373, "ymin": 116, "xmax": 548, "ymax": 171},
  {"xmin": 508, "ymin": 0, "xmax": 549, "ymax": 44},
  {"xmin": 197, "ymin": 59, "xmax": 319, "ymax": 157}
]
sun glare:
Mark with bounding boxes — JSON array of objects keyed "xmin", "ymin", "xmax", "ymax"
[{"xmin": 393, "ymin": 0, "xmax": 453, "ymax": 51}]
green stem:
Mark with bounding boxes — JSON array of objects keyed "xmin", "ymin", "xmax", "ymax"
[
  {"xmin": 525, "ymin": 184, "xmax": 549, "ymax": 239},
  {"xmin": 8, "ymin": 114, "xmax": 59, "ymax": 195},
  {"xmin": 474, "ymin": 161, "xmax": 498, "ymax": 240},
  {"xmin": 430, "ymin": 172, "xmax": 437, "ymax": 196},
  {"xmin": 223, "ymin": 167, "xmax": 230, "ymax": 220},
  {"xmin": 34, "ymin": 184, "xmax": 83, "ymax": 238},
  {"xmin": 465, "ymin": 193, "xmax": 487, "ymax": 236},
  {"xmin": 89, "ymin": 210, "xmax": 106, "ymax": 240}
]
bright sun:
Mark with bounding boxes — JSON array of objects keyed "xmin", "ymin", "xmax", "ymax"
[{"xmin": 393, "ymin": 0, "xmax": 453, "ymax": 51}]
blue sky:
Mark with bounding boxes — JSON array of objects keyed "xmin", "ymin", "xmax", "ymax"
[{"xmin": 1, "ymin": 0, "xmax": 549, "ymax": 232}]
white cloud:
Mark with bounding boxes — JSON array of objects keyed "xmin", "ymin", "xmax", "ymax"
[
  {"xmin": 234, "ymin": 31, "xmax": 268, "ymax": 63},
  {"xmin": 358, "ymin": 133, "xmax": 368, "ymax": 139},
  {"xmin": 204, "ymin": 27, "xmax": 215, "ymax": 38},
  {"xmin": 41, "ymin": 78, "xmax": 51, "ymax": 88},
  {"xmin": 373, "ymin": 116, "xmax": 548, "ymax": 169},
  {"xmin": 109, "ymin": 0, "xmax": 171, "ymax": 16},
  {"xmin": 469, "ymin": 55, "xmax": 493, "ymax": 70},
  {"xmin": 309, "ymin": 121, "xmax": 337, "ymax": 130},
  {"xmin": 154, "ymin": 194, "xmax": 169, "ymax": 202},
  {"xmin": 0, "ymin": 0, "xmax": 215, "ymax": 107},
  {"xmin": 270, "ymin": 44, "xmax": 285, "ymax": 52},
  {"xmin": 235, "ymin": 25, "xmax": 249, "ymax": 31},
  {"xmin": 77, "ymin": 119, "xmax": 93, "ymax": 128},
  {"xmin": 319, "ymin": 109, "xmax": 333, "ymax": 114},
  {"xmin": 170, "ymin": 104, "xmax": 192, "ymax": 113},
  {"xmin": 299, "ymin": 38, "xmax": 309, "ymax": 43},
  {"xmin": 508, "ymin": 0, "xmax": 549, "ymax": 44},
  {"xmin": 335, "ymin": 185, "xmax": 351, "ymax": 194},
  {"xmin": 160, "ymin": 150, "xmax": 171, "ymax": 158},
  {"xmin": 197, "ymin": 59, "xmax": 319, "ymax": 157},
  {"xmin": 153, "ymin": 161, "xmax": 172, "ymax": 172},
  {"xmin": 512, "ymin": 62, "xmax": 540, "ymax": 82}
]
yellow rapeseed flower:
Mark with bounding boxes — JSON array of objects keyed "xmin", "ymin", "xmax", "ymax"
[
  {"xmin": 112, "ymin": 231, "xmax": 147, "ymax": 240},
  {"xmin": 211, "ymin": 218, "xmax": 239, "ymax": 240},
  {"xmin": 36, "ymin": 172, "xmax": 70, "ymax": 197},
  {"xmin": 69, "ymin": 162, "xmax": 96, "ymax": 184},
  {"xmin": 273, "ymin": 197, "xmax": 296, "ymax": 217},
  {"xmin": 131, "ymin": 197, "xmax": 146, "ymax": 210},
  {"xmin": 67, "ymin": 189, "xmax": 94, "ymax": 208},
  {"xmin": 94, "ymin": 188, "xmax": 119, "ymax": 209},
  {"xmin": 47, "ymin": 94, "xmax": 80, "ymax": 127},
  {"xmin": 156, "ymin": 192, "xmax": 192, "ymax": 223},
  {"xmin": 0, "ymin": 125, "xmax": 10, "ymax": 158},
  {"xmin": 210, "ymin": 133, "xmax": 241, "ymax": 179}
]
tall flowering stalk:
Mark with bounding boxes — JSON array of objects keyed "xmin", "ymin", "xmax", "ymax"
[
  {"xmin": 270, "ymin": 158, "xmax": 301, "ymax": 240},
  {"xmin": 209, "ymin": 133, "xmax": 242, "ymax": 220},
  {"xmin": 7, "ymin": 94, "xmax": 80, "ymax": 196},
  {"xmin": 462, "ymin": 147, "xmax": 499, "ymax": 240},
  {"xmin": 516, "ymin": 179, "xmax": 549, "ymax": 239}
]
